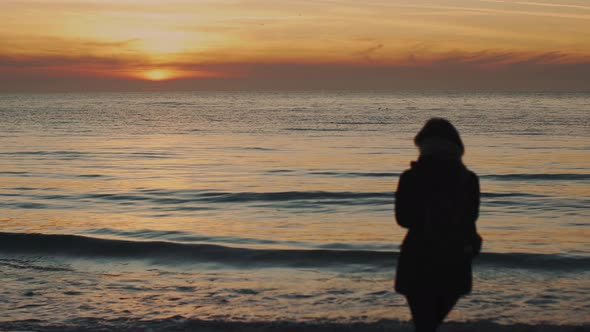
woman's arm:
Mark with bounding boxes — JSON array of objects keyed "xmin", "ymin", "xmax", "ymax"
[
  {"xmin": 465, "ymin": 173, "xmax": 482, "ymax": 256},
  {"xmin": 395, "ymin": 171, "xmax": 420, "ymax": 228},
  {"xmin": 468, "ymin": 173, "xmax": 480, "ymax": 226}
]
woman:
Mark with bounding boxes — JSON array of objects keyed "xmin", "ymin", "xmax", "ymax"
[{"xmin": 395, "ymin": 118, "xmax": 482, "ymax": 332}]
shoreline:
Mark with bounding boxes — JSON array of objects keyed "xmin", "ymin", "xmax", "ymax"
[{"xmin": 1, "ymin": 318, "xmax": 588, "ymax": 332}]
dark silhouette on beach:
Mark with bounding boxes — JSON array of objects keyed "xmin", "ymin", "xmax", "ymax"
[{"xmin": 395, "ymin": 118, "xmax": 482, "ymax": 332}]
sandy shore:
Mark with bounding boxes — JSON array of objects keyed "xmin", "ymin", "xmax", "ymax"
[{"xmin": 1, "ymin": 318, "xmax": 588, "ymax": 332}]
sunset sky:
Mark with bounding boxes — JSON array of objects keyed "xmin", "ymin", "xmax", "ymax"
[{"xmin": 1, "ymin": 0, "xmax": 589, "ymax": 91}]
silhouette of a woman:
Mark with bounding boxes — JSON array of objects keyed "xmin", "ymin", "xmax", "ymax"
[{"xmin": 395, "ymin": 118, "xmax": 482, "ymax": 332}]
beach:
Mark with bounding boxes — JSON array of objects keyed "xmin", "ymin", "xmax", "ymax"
[
  {"xmin": 1, "ymin": 317, "xmax": 588, "ymax": 332},
  {"xmin": 0, "ymin": 92, "xmax": 588, "ymax": 330}
]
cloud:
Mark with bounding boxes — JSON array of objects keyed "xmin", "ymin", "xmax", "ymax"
[
  {"xmin": 390, "ymin": 3, "xmax": 590, "ymax": 20},
  {"xmin": 399, "ymin": 50, "xmax": 590, "ymax": 69},
  {"xmin": 354, "ymin": 43, "xmax": 384, "ymax": 63},
  {"xmin": 479, "ymin": 0, "xmax": 590, "ymax": 11},
  {"xmin": 0, "ymin": 54, "xmax": 137, "ymax": 72},
  {"xmin": 1, "ymin": 50, "xmax": 589, "ymax": 92},
  {"xmin": 0, "ymin": 35, "xmax": 142, "ymax": 59}
]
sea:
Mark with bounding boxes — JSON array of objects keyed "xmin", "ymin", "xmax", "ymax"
[{"xmin": 0, "ymin": 92, "xmax": 588, "ymax": 332}]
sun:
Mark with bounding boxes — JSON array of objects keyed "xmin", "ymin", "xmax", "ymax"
[{"xmin": 141, "ymin": 69, "xmax": 176, "ymax": 81}]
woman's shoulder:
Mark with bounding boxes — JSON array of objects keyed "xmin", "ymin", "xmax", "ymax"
[
  {"xmin": 399, "ymin": 161, "xmax": 419, "ymax": 177},
  {"xmin": 404, "ymin": 159, "xmax": 479, "ymax": 182},
  {"xmin": 461, "ymin": 167, "xmax": 480, "ymax": 191},
  {"xmin": 463, "ymin": 167, "xmax": 479, "ymax": 180}
]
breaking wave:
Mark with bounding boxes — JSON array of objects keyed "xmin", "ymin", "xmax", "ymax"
[{"xmin": 0, "ymin": 232, "xmax": 587, "ymax": 271}]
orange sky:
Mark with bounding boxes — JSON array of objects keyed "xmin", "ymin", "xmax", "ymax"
[{"xmin": 1, "ymin": 0, "xmax": 589, "ymax": 91}]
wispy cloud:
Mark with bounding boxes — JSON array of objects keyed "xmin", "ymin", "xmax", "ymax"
[
  {"xmin": 2, "ymin": 49, "xmax": 588, "ymax": 81},
  {"xmin": 479, "ymin": 0, "xmax": 590, "ymax": 11},
  {"xmin": 1, "ymin": 0, "xmax": 589, "ymax": 91},
  {"xmin": 354, "ymin": 43, "xmax": 384, "ymax": 63},
  {"xmin": 400, "ymin": 3, "xmax": 590, "ymax": 20}
]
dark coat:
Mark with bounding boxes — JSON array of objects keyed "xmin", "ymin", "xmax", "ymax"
[{"xmin": 394, "ymin": 156, "xmax": 481, "ymax": 296}]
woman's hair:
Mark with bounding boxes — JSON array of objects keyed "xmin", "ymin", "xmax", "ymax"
[{"xmin": 414, "ymin": 118, "xmax": 465, "ymax": 156}]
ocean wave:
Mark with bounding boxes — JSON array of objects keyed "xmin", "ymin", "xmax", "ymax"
[
  {"xmin": 1, "ymin": 189, "xmax": 395, "ymax": 207},
  {"xmin": 481, "ymin": 173, "xmax": 590, "ymax": 181},
  {"xmin": 0, "ymin": 171, "xmax": 109, "ymax": 180},
  {"xmin": 3, "ymin": 187, "xmax": 587, "ymax": 216},
  {"xmin": 3, "ymin": 187, "xmax": 552, "ymax": 203},
  {"xmin": 141, "ymin": 101, "xmax": 195, "ymax": 107},
  {"xmin": 282, "ymin": 170, "xmax": 590, "ymax": 181},
  {"xmin": 283, "ymin": 128, "xmax": 350, "ymax": 132},
  {"xmin": 188, "ymin": 191, "xmax": 392, "ymax": 203},
  {"xmin": 0, "ymin": 317, "xmax": 587, "ymax": 332},
  {"xmin": 0, "ymin": 150, "xmax": 88, "ymax": 156},
  {"xmin": 0, "ymin": 257, "xmax": 72, "ymax": 272},
  {"xmin": 85, "ymin": 227, "xmax": 326, "ymax": 249},
  {"xmin": 309, "ymin": 171, "xmax": 400, "ymax": 177},
  {"xmin": 308, "ymin": 171, "xmax": 589, "ymax": 181},
  {"xmin": 0, "ymin": 232, "xmax": 394, "ymax": 269},
  {"xmin": 85, "ymin": 227, "xmax": 398, "ymax": 251},
  {"xmin": 0, "ymin": 150, "xmax": 89, "ymax": 160},
  {"xmin": 0, "ymin": 232, "xmax": 587, "ymax": 271}
]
